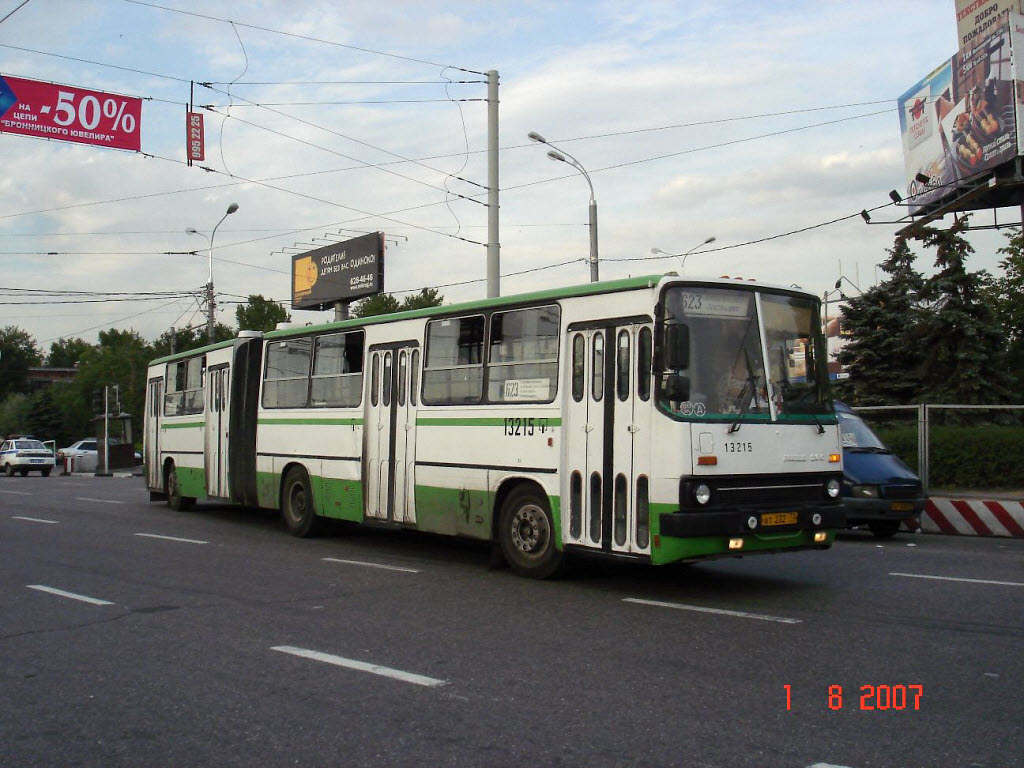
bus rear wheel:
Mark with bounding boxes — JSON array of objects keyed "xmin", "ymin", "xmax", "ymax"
[
  {"xmin": 498, "ymin": 486, "xmax": 565, "ymax": 579},
  {"xmin": 282, "ymin": 466, "xmax": 322, "ymax": 538},
  {"xmin": 166, "ymin": 463, "xmax": 195, "ymax": 511}
]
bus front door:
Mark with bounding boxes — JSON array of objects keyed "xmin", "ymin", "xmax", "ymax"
[
  {"xmin": 563, "ymin": 322, "xmax": 652, "ymax": 555},
  {"xmin": 365, "ymin": 345, "xmax": 419, "ymax": 523}
]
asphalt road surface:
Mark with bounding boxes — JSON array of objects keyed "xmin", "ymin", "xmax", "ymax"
[{"xmin": 2, "ymin": 474, "xmax": 1022, "ymax": 768}]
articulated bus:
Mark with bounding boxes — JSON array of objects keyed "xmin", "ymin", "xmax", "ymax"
[{"xmin": 144, "ymin": 275, "xmax": 845, "ymax": 578}]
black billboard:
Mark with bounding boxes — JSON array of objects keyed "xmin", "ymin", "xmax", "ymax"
[{"xmin": 291, "ymin": 232, "xmax": 384, "ymax": 310}]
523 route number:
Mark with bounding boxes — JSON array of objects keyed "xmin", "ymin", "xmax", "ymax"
[{"xmin": 503, "ymin": 417, "xmax": 549, "ymax": 436}]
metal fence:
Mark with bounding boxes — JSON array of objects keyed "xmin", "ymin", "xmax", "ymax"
[{"xmin": 852, "ymin": 404, "xmax": 1024, "ymax": 493}]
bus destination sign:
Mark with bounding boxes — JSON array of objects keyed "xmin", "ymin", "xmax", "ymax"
[{"xmin": 292, "ymin": 232, "xmax": 385, "ymax": 310}]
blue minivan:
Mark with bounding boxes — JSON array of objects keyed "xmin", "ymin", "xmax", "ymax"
[{"xmin": 835, "ymin": 401, "xmax": 926, "ymax": 538}]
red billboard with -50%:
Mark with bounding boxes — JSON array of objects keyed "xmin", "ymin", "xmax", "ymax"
[{"xmin": 0, "ymin": 74, "xmax": 142, "ymax": 151}]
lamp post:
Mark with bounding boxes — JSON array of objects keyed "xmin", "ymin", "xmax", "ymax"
[
  {"xmin": 528, "ymin": 131, "xmax": 598, "ymax": 282},
  {"xmin": 650, "ymin": 236, "xmax": 716, "ymax": 273},
  {"xmin": 187, "ymin": 202, "xmax": 239, "ymax": 343}
]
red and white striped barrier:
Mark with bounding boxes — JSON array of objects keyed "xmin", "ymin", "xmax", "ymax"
[{"xmin": 923, "ymin": 498, "xmax": 1024, "ymax": 538}]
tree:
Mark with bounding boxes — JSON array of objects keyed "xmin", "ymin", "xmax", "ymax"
[
  {"xmin": 400, "ymin": 287, "xmax": 444, "ymax": 312},
  {"xmin": 990, "ymin": 228, "xmax": 1024, "ymax": 399},
  {"xmin": 150, "ymin": 323, "xmax": 234, "ymax": 360},
  {"xmin": 0, "ymin": 326, "xmax": 41, "ymax": 400},
  {"xmin": 47, "ymin": 337, "xmax": 93, "ymax": 368},
  {"xmin": 0, "ymin": 393, "xmax": 32, "ymax": 438},
  {"xmin": 836, "ymin": 236, "xmax": 925, "ymax": 405},
  {"xmin": 913, "ymin": 217, "xmax": 1014, "ymax": 403},
  {"xmin": 236, "ymin": 294, "xmax": 290, "ymax": 332},
  {"xmin": 352, "ymin": 293, "xmax": 401, "ymax": 318},
  {"xmin": 70, "ymin": 329, "xmax": 154, "ymax": 444}
]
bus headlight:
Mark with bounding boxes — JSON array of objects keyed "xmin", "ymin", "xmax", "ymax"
[
  {"xmin": 694, "ymin": 484, "xmax": 711, "ymax": 505},
  {"xmin": 825, "ymin": 478, "xmax": 841, "ymax": 499}
]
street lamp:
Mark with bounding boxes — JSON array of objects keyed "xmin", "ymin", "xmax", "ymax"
[
  {"xmin": 528, "ymin": 131, "xmax": 599, "ymax": 282},
  {"xmin": 650, "ymin": 236, "xmax": 716, "ymax": 273},
  {"xmin": 187, "ymin": 202, "xmax": 239, "ymax": 342}
]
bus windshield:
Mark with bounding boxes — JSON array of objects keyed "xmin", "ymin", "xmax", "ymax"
[{"xmin": 658, "ymin": 286, "xmax": 831, "ymax": 420}]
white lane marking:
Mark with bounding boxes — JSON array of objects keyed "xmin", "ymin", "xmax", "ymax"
[
  {"xmin": 135, "ymin": 533, "xmax": 208, "ymax": 545},
  {"xmin": 623, "ymin": 597, "xmax": 802, "ymax": 624},
  {"xmin": 27, "ymin": 585, "xmax": 115, "ymax": 606},
  {"xmin": 12, "ymin": 516, "xmax": 59, "ymax": 524},
  {"xmin": 806, "ymin": 764, "xmax": 854, "ymax": 768},
  {"xmin": 0, "ymin": 489, "xmax": 32, "ymax": 496},
  {"xmin": 322, "ymin": 557, "xmax": 420, "ymax": 573},
  {"xmin": 75, "ymin": 497, "xmax": 126, "ymax": 505},
  {"xmin": 890, "ymin": 572, "xmax": 1024, "ymax": 587},
  {"xmin": 270, "ymin": 646, "xmax": 447, "ymax": 687}
]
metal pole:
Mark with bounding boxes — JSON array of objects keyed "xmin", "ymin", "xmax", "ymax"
[
  {"xmin": 917, "ymin": 403, "xmax": 929, "ymax": 494},
  {"xmin": 206, "ymin": 280, "xmax": 215, "ymax": 343},
  {"xmin": 588, "ymin": 198, "xmax": 599, "ymax": 282},
  {"xmin": 103, "ymin": 385, "xmax": 109, "ymax": 476},
  {"xmin": 486, "ymin": 69, "xmax": 500, "ymax": 298},
  {"xmin": 334, "ymin": 301, "xmax": 349, "ymax": 322}
]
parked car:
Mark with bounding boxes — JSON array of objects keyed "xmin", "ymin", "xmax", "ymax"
[
  {"xmin": 1, "ymin": 438, "xmax": 56, "ymax": 477},
  {"xmin": 57, "ymin": 439, "xmax": 142, "ymax": 472},
  {"xmin": 57, "ymin": 439, "xmax": 99, "ymax": 472},
  {"xmin": 835, "ymin": 401, "xmax": 926, "ymax": 537}
]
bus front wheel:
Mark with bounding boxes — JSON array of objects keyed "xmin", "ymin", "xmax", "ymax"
[
  {"xmin": 498, "ymin": 486, "xmax": 565, "ymax": 579},
  {"xmin": 282, "ymin": 466, "xmax": 322, "ymax": 538}
]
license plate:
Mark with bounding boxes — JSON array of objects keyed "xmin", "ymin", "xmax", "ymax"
[
  {"xmin": 761, "ymin": 512, "xmax": 798, "ymax": 526},
  {"xmin": 30, "ymin": 459, "xmax": 43, "ymax": 464},
  {"xmin": 891, "ymin": 502, "xmax": 914, "ymax": 512}
]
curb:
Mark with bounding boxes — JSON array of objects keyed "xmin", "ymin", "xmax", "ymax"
[{"xmin": 923, "ymin": 498, "xmax": 1024, "ymax": 538}]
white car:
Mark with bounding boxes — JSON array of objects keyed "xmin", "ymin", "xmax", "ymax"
[
  {"xmin": 57, "ymin": 439, "xmax": 99, "ymax": 472},
  {"xmin": 1, "ymin": 439, "xmax": 56, "ymax": 476}
]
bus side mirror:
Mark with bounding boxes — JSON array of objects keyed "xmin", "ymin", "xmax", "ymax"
[
  {"xmin": 664, "ymin": 373, "xmax": 690, "ymax": 402},
  {"xmin": 664, "ymin": 324, "xmax": 690, "ymax": 370}
]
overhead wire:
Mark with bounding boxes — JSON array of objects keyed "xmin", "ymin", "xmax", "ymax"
[{"xmin": 121, "ymin": 0, "xmax": 485, "ymax": 74}]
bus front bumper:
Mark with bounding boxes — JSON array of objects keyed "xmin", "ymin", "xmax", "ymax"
[{"xmin": 658, "ymin": 504, "xmax": 846, "ymax": 538}]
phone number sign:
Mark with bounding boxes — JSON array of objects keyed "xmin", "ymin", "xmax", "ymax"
[{"xmin": 0, "ymin": 74, "xmax": 142, "ymax": 151}]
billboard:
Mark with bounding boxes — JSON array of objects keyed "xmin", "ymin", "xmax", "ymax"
[
  {"xmin": 292, "ymin": 232, "xmax": 385, "ymax": 310},
  {"xmin": 956, "ymin": 0, "xmax": 1023, "ymax": 53},
  {"xmin": 0, "ymin": 74, "xmax": 142, "ymax": 152},
  {"xmin": 899, "ymin": 16, "xmax": 1023, "ymax": 213}
]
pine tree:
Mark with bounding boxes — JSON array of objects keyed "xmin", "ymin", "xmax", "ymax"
[
  {"xmin": 836, "ymin": 235, "xmax": 925, "ymax": 405},
  {"xmin": 913, "ymin": 217, "xmax": 1013, "ymax": 403}
]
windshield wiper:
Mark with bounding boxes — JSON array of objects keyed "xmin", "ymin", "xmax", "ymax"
[{"xmin": 728, "ymin": 372, "xmax": 759, "ymax": 434}]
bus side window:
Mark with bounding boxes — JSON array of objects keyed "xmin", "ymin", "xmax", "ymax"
[
  {"xmin": 410, "ymin": 350, "xmax": 420, "ymax": 406},
  {"xmin": 398, "ymin": 351, "xmax": 407, "ymax": 407},
  {"xmin": 638, "ymin": 327, "xmax": 652, "ymax": 402},
  {"xmin": 371, "ymin": 353, "xmax": 380, "ymax": 407},
  {"xmin": 592, "ymin": 333, "xmax": 604, "ymax": 402},
  {"xmin": 571, "ymin": 333, "xmax": 585, "ymax": 403},
  {"xmin": 616, "ymin": 329, "xmax": 630, "ymax": 401}
]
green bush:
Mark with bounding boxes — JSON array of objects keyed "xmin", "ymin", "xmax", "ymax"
[{"xmin": 874, "ymin": 425, "xmax": 1024, "ymax": 490}]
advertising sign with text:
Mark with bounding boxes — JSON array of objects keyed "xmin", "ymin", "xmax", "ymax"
[
  {"xmin": 0, "ymin": 74, "xmax": 142, "ymax": 151},
  {"xmin": 899, "ymin": 18, "xmax": 1021, "ymax": 213},
  {"xmin": 292, "ymin": 232, "xmax": 385, "ymax": 310},
  {"xmin": 956, "ymin": 0, "xmax": 1023, "ymax": 53},
  {"xmin": 186, "ymin": 111, "xmax": 204, "ymax": 162}
]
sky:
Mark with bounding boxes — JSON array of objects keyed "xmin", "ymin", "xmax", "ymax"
[{"xmin": 0, "ymin": 0, "xmax": 1011, "ymax": 351}]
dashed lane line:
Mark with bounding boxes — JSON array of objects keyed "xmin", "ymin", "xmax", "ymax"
[
  {"xmin": 135, "ymin": 533, "xmax": 208, "ymax": 545},
  {"xmin": 12, "ymin": 516, "xmax": 59, "ymax": 524},
  {"xmin": 0, "ymin": 489, "xmax": 31, "ymax": 496},
  {"xmin": 271, "ymin": 646, "xmax": 447, "ymax": 688},
  {"xmin": 890, "ymin": 572, "xmax": 1024, "ymax": 587},
  {"xmin": 75, "ymin": 497, "xmax": 126, "ymax": 505},
  {"xmin": 322, "ymin": 557, "xmax": 420, "ymax": 573},
  {"xmin": 623, "ymin": 597, "xmax": 802, "ymax": 624},
  {"xmin": 27, "ymin": 585, "xmax": 115, "ymax": 606}
]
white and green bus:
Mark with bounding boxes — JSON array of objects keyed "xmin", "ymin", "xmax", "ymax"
[{"xmin": 144, "ymin": 274, "xmax": 845, "ymax": 578}]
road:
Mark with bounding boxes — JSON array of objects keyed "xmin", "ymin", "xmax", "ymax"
[{"xmin": 1, "ymin": 474, "xmax": 1022, "ymax": 768}]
